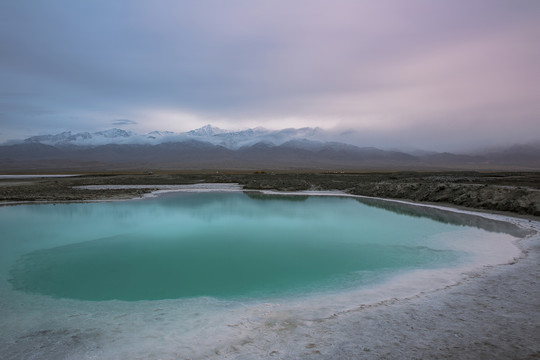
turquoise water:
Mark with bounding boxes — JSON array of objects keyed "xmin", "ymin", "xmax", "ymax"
[
  {"xmin": 0, "ymin": 191, "xmax": 524, "ymax": 359},
  {"xmin": 0, "ymin": 192, "xmax": 465, "ymax": 301}
]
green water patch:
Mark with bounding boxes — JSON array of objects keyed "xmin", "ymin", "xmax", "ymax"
[
  {"xmin": 8, "ymin": 233, "xmax": 457, "ymax": 301},
  {"xmin": 5, "ymin": 192, "xmax": 466, "ymax": 301}
]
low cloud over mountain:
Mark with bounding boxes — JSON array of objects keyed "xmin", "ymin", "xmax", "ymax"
[
  {"xmin": 15, "ymin": 125, "xmax": 324, "ymax": 149},
  {"xmin": 1, "ymin": 125, "xmax": 539, "ymax": 171}
]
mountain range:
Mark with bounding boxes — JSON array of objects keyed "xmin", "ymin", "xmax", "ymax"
[
  {"xmin": 14, "ymin": 125, "xmax": 325, "ymax": 149},
  {"xmin": 1, "ymin": 125, "xmax": 539, "ymax": 171}
]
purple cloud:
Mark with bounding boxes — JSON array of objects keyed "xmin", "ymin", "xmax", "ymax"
[{"xmin": 1, "ymin": 0, "xmax": 538, "ymax": 150}]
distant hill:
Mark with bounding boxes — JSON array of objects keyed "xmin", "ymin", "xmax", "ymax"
[{"xmin": 1, "ymin": 126, "xmax": 539, "ymax": 171}]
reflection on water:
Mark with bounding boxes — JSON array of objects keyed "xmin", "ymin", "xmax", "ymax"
[
  {"xmin": 5, "ymin": 192, "xmax": 473, "ymax": 301},
  {"xmin": 353, "ymin": 197, "xmax": 530, "ymax": 237},
  {"xmin": 243, "ymin": 191, "xmax": 529, "ymax": 237},
  {"xmin": 244, "ymin": 191, "xmax": 309, "ymax": 202}
]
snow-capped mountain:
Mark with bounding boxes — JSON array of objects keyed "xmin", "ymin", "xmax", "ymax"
[
  {"xmin": 2, "ymin": 125, "xmax": 540, "ymax": 171},
  {"xmin": 19, "ymin": 125, "xmax": 326, "ymax": 149},
  {"xmin": 24, "ymin": 129, "xmax": 137, "ymax": 146},
  {"xmin": 146, "ymin": 131, "xmax": 176, "ymax": 139},
  {"xmin": 186, "ymin": 124, "xmax": 228, "ymax": 137},
  {"xmin": 23, "ymin": 131, "xmax": 92, "ymax": 145},
  {"xmin": 93, "ymin": 129, "xmax": 134, "ymax": 138}
]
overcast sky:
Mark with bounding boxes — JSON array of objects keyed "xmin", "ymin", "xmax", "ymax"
[{"xmin": 1, "ymin": 0, "xmax": 539, "ymax": 151}]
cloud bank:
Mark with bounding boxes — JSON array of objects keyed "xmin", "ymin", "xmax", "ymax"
[
  {"xmin": 1, "ymin": 0, "xmax": 538, "ymax": 151},
  {"xmin": 112, "ymin": 119, "xmax": 138, "ymax": 126}
]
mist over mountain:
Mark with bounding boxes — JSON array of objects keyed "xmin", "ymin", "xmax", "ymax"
[
  {"xmin": 11, "ymin": 125, "xmax": 326, "ymax": 149},
  {"xmin": 1, "ymin": 125, "xmax": 539, "ymax": 171}
]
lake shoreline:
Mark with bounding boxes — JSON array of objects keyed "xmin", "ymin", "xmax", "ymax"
[
  {"xmin": 0, "ymin": 173, "xmax": 539, "ymax": 358},
  {"xmin": 1, "ymin": 171, "xmax": 539, "ymax": 216},
  {"xmin": 231, "ymin": 198, "xmax": 539, "ymax": 359}
]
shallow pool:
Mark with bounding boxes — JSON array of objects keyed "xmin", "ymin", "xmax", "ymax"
[{"xmin": 0, "ymin": 190, "xmax": 522, "ymax": 359}]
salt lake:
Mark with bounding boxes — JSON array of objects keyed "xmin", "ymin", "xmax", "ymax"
[{"xmin": 0, "ymin": 189, "xmax": 522, "ymax": 359}]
